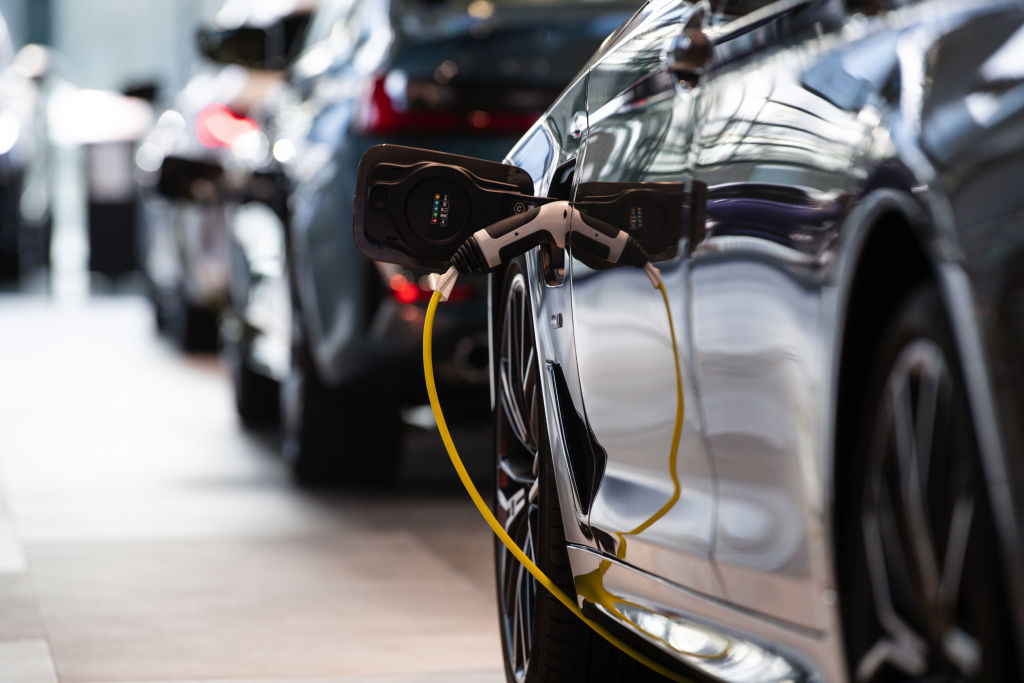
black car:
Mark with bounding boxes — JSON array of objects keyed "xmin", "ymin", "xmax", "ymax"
[
  {"xmin": 353, "ymin": 0, "xmax": 1024, "ymax": 680},
  {"xmin": 224, "ymin": 0, "xmax": 638, "ymax": 481}
]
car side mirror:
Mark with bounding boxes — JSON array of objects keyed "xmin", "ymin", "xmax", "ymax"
[
  {"xmin": 667, "ymin": 28, "xmax": 712, "ymax": 86},
  {"xmin": 197, "ymin": 25, "xmax": 275, "ymax": 69},
  {"xmin": 156, "ymin": 156, "xmax": 225, "ymax": 203},
  {"xmin": 196, "ymin": 10, "xmax": 314, "ymax": 71},
  {"xmin": 353, "ymin": 144, "xmax": 548, "ymax": 271}
]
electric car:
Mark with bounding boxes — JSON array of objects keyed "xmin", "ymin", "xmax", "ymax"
[
  {"xmin": 354, "ymin": 0, "xmax": 1024, "ymax": 680},
  {"xmin": 135, "ymin": 0, "xmax": 314, "ymax": 350},
  {"xmin": 263, "ymin": 0, "xmax": 638, "ymax": 480}
]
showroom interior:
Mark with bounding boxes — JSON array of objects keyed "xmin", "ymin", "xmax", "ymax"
[{"xmin": 2, "ymin": 0, "xmax": 1024, "ymax": 681}]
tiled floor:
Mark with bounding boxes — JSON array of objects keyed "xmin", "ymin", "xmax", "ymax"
[{"xmin": 0, "ymin": 290, "xmax": 504, "ymax": 682}]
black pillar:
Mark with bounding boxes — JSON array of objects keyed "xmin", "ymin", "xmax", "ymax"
[{"xmin": 26, "ymin": 0, "xmax": 51, "ymax": 45}]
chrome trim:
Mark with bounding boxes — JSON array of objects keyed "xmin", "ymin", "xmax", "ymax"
[{"xmin": 567, "ymin": 545, "xmax": 841, "ymax": 683}]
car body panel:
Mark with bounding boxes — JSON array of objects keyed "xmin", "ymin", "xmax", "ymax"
[
  {"xmin": 688, "ymin": 0, "xmax": 860, "ymax": 632},
  {"xmin": 571, "ymin": 0, "xmax": 723, "ymax": 601}
]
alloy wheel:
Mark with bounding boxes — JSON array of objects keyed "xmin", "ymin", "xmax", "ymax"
[
  {"xmin": 856, "ymin": 338, "xmax": 986, "ymax": 682},
  {"xmin": 495, "ymin": 271, "xmax": 541, "ymax": 683}
]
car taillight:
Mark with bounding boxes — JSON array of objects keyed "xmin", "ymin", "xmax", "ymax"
[
  {"xmin": 197, "ymin": 103, "xmax": 259, "ymax": 149},
  {"xmin": 387, "ymin": 272, "xmax": 473, "ymax": 304},
  {"xmin": 355, "ymin": 73, "xmax": 540, "ymax": 136}
]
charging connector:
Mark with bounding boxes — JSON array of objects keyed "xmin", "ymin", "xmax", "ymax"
[
  {"xmin": 426, "ymin": 267, "xmax": 460, "ymax": 302},
  {"xmin": 448, "ymin": 200, "xmax": 654, "ymax": 276}
]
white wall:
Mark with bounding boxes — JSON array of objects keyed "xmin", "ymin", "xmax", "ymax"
[
  {"xmin": 0, "ymin": 0, "xmax": 28, "ymax": 48},
  {"xmin": 52, "ymin": 0, "xmax": 220, "ymax": 96}
]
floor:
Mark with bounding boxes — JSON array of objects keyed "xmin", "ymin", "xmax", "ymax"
[{"xmin": 0, "ymin": 284, "xmax": 505, "ymax": 682}]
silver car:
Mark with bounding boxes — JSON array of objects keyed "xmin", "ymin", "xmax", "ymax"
[{"xmin": 355, "ymin": 0, "xmax": 1024, "ymax": 680}]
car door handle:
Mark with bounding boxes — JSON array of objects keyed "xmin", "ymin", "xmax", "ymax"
[{"xmin": 569, "ymin": 111, "xmax": 587, "ymax": 140}]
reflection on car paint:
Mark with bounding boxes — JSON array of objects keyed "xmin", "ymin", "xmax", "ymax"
[{"xmin": 496, "ymin": 1, "xmax": 1024, "ymax": 680}]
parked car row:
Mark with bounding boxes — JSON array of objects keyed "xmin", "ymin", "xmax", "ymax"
[
  {"xmin": 135, "ymin": 0, "xmax": 638, "ymax": 482},
  {"xmin": 349, "ymin": 0, "xmax": 1024, "ymax": 681}
]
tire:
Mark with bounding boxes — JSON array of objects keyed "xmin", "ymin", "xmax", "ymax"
[
  {"xmin": 153, "ymin": 294, "xmax": 169, "ymax": 332},
  {"xmin": 145, "ymin": 277, "xmax": 169, "ymax": 333},
  {"xmin": 840, "ymin": 285, "xmax": 1019, "ymax": 682},
  {"xmin": 493, "ymin": 262, "xmax": 673, "ymax": 683},
  {"xmin": 0, "ymin": 248, "xmax": 17, "ymax": 281},
  {"xmin": 226, "ymin": 336, "xmax": 280, "ymax": 429},
  {"xmin": 0, "ymin": 176, "xmax": 22, "ymax": 281},
  {"xmin": 168, "ymin": 288, "xmax": 220, "ymax": 352},
  {"xmin": 281, "ymin": 310, "xmax": 401, "ymax": 486}
]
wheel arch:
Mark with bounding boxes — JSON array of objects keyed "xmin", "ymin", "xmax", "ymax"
[
  {"xmin": 828, "ymin": 187, "xmax": 1024, "ymax": 664},
  {"xmin": 830, "ymin": 192, "xmax": 936, "ymax": 590}
]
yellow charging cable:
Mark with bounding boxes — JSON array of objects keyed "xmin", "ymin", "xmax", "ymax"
[
  {"xmin": 626, "ymin": 280, "xmax": 684, "ymax": 537},
  {"xmin": 423, "ymin": 270, "xmax": 690, "ymax": 682}
]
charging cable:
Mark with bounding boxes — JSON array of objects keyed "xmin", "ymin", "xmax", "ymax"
[{"xmin": 424, "ymin": 251, "xmax": 689, "ymax": 681}]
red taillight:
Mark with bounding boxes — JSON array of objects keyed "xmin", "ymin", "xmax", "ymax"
[
  {"xmin": 196, "ymin": 103, "xmax": 259, "ymax": 149},
  {"xmin": 390, "ymin": 274, "xmax": 423, "ymax": 304},
  {"xmin": 388, "ymin": 273, "xmax": 473, "ymax": 304},
  {"xmin": 356, "ymin": 74, "xmax": 540, "ymax": 136}
]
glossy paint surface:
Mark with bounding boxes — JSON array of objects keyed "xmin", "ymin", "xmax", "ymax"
[
  {"xmin": 573, "ymin": 0, "xmax": 722, "ymax": 599},
  {"xmin": 503, "ymin": 0, "xmax": 1024, "ymax": 680},
  {"xmin": 688, "ymin": 2, "xmax": 863, "ymax": 631}
]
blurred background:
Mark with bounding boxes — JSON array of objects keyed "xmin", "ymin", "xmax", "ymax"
[
  {"xmin": 1, "ymin": 0, "xmax": 220, "ymax": 299},
  {"xmin": 0, "ymin": 0, "xmax": 636, "ymax": 679}
]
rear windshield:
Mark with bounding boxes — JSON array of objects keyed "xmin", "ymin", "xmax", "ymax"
[
  {"xmin": 304, "ymin": 0, "xmax": 639, "ymax": 54},
  {"xmin": 307, "ymin": 0, "xmax": 638, "ymax": 41}
]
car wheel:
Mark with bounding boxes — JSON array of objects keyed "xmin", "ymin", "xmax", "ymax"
[
  {"xmin": 0, "ymin": 178, "xmax": 22, "ymax": 281},
  {"xmin": 0, "ymin": 248, "xmax": 18, "ymax": 281},
  {"xmin": 841, "ymin": 285, "xmax": 1019, "ymax": 682},
  {"xmin": 168, "ymin": 287, "xmax": 219, "ymax": 352},
  {"xmin": 226, "ymin": 335, "xmax": 280, "ymax": 429},
  {"xmin": 149, "ymin": 284, "xmax": 169, "ymax": 332},
  {"xmin": 494, "ymin": 263, "xmax": 673, "ymax": 683},
  {"xmin": 281, "ymin": 310, "xmax": 401, "ymax": 485}
]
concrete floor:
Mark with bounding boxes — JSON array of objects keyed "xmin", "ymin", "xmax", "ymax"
[{"xmin": 0, "ymin": 285, "xmax": 505, "ymax": 682}]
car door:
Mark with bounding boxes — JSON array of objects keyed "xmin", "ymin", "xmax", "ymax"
[
  {"xmin": 688, "ymin": 0, "xmax": 871, "ymax": 631},
  {"xmin": 567, "ymin": 0, "xmax": 722, "ymax": 600}
]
